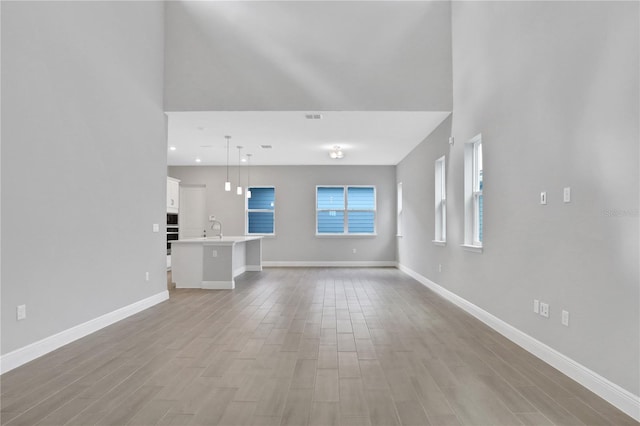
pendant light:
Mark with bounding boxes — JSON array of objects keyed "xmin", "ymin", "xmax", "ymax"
[
  {"xmin": 236, "ymin": 146, "xmax": 243, "ymax": 195},
  {"xmin": 224, "ymin": 136, "xmax": 231, "ymax": 191},
  {"xmin": 246, "ymin": 153, "xmax": 252, "ymax": 199}
]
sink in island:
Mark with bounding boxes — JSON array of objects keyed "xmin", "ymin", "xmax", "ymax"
[{"xmin": 171, "ymin": 236, "xmax": 263, "ymax": 290}]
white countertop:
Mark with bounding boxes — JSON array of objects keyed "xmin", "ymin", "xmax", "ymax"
[{"xmin": 173, "ymin": 236, "xmax": 263, "ymax": 246}]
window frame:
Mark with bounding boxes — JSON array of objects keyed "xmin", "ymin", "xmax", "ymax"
[
  {"xmin": 434, "ymin": 156, "xmax": 446, "ymax": 245},
  {"xmin": 472, "ymin": 140, "xmax": 483, "ymax": 246},
  {"xmin": 397, "ymin": 182, "xmax": 403, "ymax": 237},
  {"xmin": 315, "ymin": 185, "xmax": 377, "ymax": 236},
  {"xmin": 463, "ymin": 134, "xmax": 483, "ymax": 251},
  {"xmin": 245, "ymin": 186, "xmax": 276, "ymax": 236}
]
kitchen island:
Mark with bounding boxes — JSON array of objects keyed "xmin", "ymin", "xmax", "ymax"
[{"xmin": 171, "ymin": 236, "xmax": 262, "ymax": 289}]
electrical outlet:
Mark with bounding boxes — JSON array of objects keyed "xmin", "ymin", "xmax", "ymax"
[
  {"xmin": 563, "ymin": 187, "xmax": 571, "ymax": 203},
  {"xmin": 145, "ymin": 272, "xmax": 150, "ymax": 282},
  {"xmin": 562, "ymin": 310, "xmax": 569, "ymax": 326},
  {"xmin": 540, "ymin": 302, "xmax": 549, "ymax": 318},
  {"xmin": 438, "ymin": 264, "xmax": 442, "ymax": 273},
  {"xmin": 212, "ymin": 250, "xmax": 218, "ymax": 258},
  {"xmin": 540, "ymin": 192, "xmax": 547, "ymax": 205},
  {"xmin": 152, "ymin": 223, "xmax": 159, "ymax": 233},
  {"xmin": 352, "ymin": 248, "xmax": 357, "ymax": 254},
  {"xmin": 533, "ymin": 299, "xmax": 540, "ymax": 314},
  {"xmin": 17, "ymin": 305, "xmax": 26, "ymax": 320}
]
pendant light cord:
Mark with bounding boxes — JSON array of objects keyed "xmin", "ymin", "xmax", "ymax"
[
  {"xmin": 225, "ymin": 136, "xmax": 230, "ymax": 182},
  {"xmin": 237, "ymin": 146, "xmax": 242, "ymax": 183}
]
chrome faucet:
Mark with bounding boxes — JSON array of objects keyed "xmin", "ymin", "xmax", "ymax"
[{"xmin": 209, "ymin": 216, "xmax": 223, "ymax": 239}]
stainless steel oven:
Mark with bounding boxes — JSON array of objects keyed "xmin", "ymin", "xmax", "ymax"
[{"xmin": 167, "ymin": 214, "xmax": 179, "ymax": 254}]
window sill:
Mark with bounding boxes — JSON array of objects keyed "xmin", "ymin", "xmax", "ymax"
[
  {"xmin": 315, "ymin": 234, "xmax": 377, "ymax": 239},
  {"xmin": 247, "ymin": 234, "xmax": 275, "ymax": 238},
  {"xmin": 432, "ymin": 240, "xmax": 446, "ymax": 246},
  {"xmin": 461, "ymin": 244, "xmax": 483, "ymax": 253}
]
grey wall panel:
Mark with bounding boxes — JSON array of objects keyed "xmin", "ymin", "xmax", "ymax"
[
  {"xmin": 1, "ymin": 1, "xmax": 167, "ymax": 355},
  {"xmin": 169, "ymin": 165, "xmax": 396, "ymax": 263},
  {"xmin": 164, "ymin": 1, "xmax": 452, "ymax": 111},
  {"xmin": 397, "ymin": 1, "xmax": 639, "ymax": 396}
]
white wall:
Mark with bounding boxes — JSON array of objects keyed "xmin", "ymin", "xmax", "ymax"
[
  {"xmin": 168, "ymin": 165, "xmax": 396, "ymax": 264},
  {"xmin": 398, "ymin": 0, "xmax": 639, "ymax": 398},
  {"xmin": 1, "ymin": 1, "xmax": 167, "ymax": 355},
  {"xmin": 164, "ymin": 1, "xmax": 452, "ymax": 112}
]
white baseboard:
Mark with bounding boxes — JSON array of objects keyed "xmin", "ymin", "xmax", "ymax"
[
  {"xmin": 233, "ymin": 266, "xmax": 246, "ymax": 277},
  {"xmin": 263, "ymin": 261, "xmax": 397, "ymax": 268},
  {"xmin": 246, "ymin": 265, "xmax": 263, "ymax": 272},
  {"xmin": 397, "ymin": 263, "xmax": 640, "ymax": 422},
  {"xmin": 0, "ymin": 291, "xmax": 169, "ymax": 375},
  {"xmin": 202, "ymin": 280, "xmax": 234, "ymax": 290}
]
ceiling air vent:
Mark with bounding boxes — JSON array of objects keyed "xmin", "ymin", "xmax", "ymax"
[
  {"xmin": 305, "ymin": 114, "xmax": 323, "ymax": 120},
  {"xmin": 260, "ymin": 145, "xmax": 272, "ymax": 149}
]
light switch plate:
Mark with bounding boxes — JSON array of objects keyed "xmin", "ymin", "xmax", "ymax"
[
  {"xmin": 153, "ymin": 223, "xmax": 159, "ymax": 233},
  {"xmin": 563, "ymin": 187, "xmax": 571, "ymax": 203},
  {"xmin": 540, "ymin": 303, "xmax": 549, "ymax": 318},
  {"xmin": 562, "ymin": 310, "xmax": 569, "ymax": 326},
  {"xmin": 533, "ymin": 299, "xmax": 540, "ymax": 314},
  {"xmin": 17, "ymin": 305, "xmax": 26, "ymax": 320},
  {"xmin": 540, "ymin": 192, "xmax": 547, "ymax": 205}
]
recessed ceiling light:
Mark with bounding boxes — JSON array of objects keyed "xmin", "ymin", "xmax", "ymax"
[
  {"xmin": 241, "ymin": 158, "xmax": 247, "ymax": 163},
  {"xmin": 169, "ymin": 146, "xmax": 177, "ymax": 151},
  {"xmin": 195, "ymin": 158, "xmax": 201, "ymax": 163}
]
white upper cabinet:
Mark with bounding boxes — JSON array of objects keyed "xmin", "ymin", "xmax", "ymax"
[{"xmin": 167, "ymin": 177, "xmax": 180, "ymax": 213}]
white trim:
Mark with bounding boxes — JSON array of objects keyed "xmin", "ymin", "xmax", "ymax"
[
  {"xmin": 246, "ymin": 265, "xmax": 263, "ymax": 272},
  {"xmin": 202, "ymin": 280, "xmax": 234, "ymax": 290},
  {"xmin": 396, "ymin": 263, "xmax": 640, "ymax": 422},
  {"xmin": 461, "ymin": 244, "xmax": 483, "ymax": 253},
  {"xmin": 233, "ymin": 265, "xmax": 247, "ymax": 277},
  {"xmin": 0, "ymin": 291, "xmax": 169, "ymax": 375},
  {"xmin": 263, "ymin": 261, "xmax": 397, "ymax": 268},
  {"xmin": 432, "ymin": 240, "xmax": 447, "ymax": 246}
]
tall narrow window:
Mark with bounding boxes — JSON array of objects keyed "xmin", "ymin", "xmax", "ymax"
[
  {"xmin": 464, "ymin": 134, "xmax": 483, "ymax": 250},
  {"xmin": 473, "ymin": 140, "xmax": 483, "ymax": 245},
  {"xmin": 246, "ymin": 187, "xmax": 275, "ymax": 235},
  {"xmin": 397, "ymin": 182, "xmax": 403, "ymax": 236},
  {"xmin": 316, "ymin": 186, "xmax": 376, "ymax": 235},
  {"xmin": 434, "ymin": 156, "xmax": 446, "ymax": 244}
]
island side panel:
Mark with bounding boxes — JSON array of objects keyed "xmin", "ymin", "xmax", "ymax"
[
  {"xmin": 245, "ymin": 238, "xmax": 263, "ymax": 272},
  {"xmin": 202, "ymin": 244, "xmax": 234, "ymax": 289},
  {"xmin": 172, "ymin": 243, "xmax": 203, "ymax": 288},
  {"xmin": 232, "ymin": 242, "xmax": 247, "ymax": 277}
]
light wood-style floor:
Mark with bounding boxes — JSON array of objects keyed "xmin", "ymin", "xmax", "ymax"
[{"xmin": 1, "ymin": 268, "xmax": 637, "ymax": 426}]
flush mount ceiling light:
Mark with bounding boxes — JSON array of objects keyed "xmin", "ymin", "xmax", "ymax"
[
  {"xmin": 169, "ymin": 146, "xmax": 176, "ymax": 151},
  {"xmin": 224, "ymin": 136, "xmax": 231, "ymax": 191},
  {"xmin": 236, "ymin": 146, "xmax": 243, "ymax": 195},
  {"xmin": 329, "ymin": 145, "xmax": 344, "ymax": 159}
]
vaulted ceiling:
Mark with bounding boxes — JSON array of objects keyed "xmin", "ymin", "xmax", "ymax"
[{"xmin": 165, "ymin": 1, "xmax": 453, "ymax": 165}]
